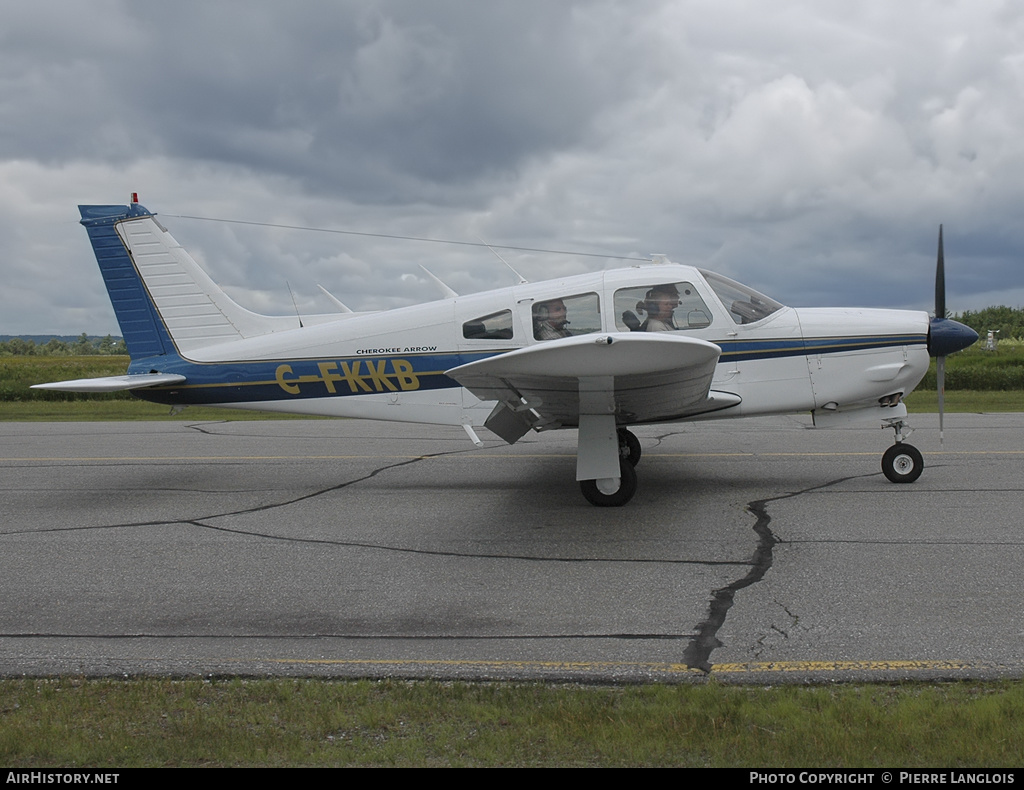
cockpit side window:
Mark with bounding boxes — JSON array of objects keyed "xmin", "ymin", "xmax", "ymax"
[
  {"xmin": 699, "ymin": 270, "xmax": 784, "ymax": 325},
  {"xmin": 463, "ymin": 309, "xmax": 513, "ymax": 340},
  {"xmin": 614, "ymin": 282, "xmax": 712, "ymax": 332},
  {"xmin": 532, "ymin": 292, "xmax": 601, "ymax": 341}
]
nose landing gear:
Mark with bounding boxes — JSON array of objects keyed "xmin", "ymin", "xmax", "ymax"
[
  {"xmin": 882, "ymin": 443, "xmax": 924, "ymax": 483},
  {"xmin": 881, "ymin": 418, "xmax": 923, "ymax": 483}
]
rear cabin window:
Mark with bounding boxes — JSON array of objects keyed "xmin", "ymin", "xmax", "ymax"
[
  {"xmin": 463, "ymin": 309, "xmax": 513, "ymax": 340},
  {"xmin": 613, "ymin": 282, "xmax": 712, "ymax": 332},
  {"xmin": 531, "ymin": 292, "xmax": 601, "ymax": 341}
]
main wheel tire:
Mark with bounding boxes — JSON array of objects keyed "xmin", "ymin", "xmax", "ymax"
[
  {"xmin": 618, "ymin": 428, "xmax": 642, "ymax": 467},
  {"xmin": 881, "ymin": 443, "xmax": 924, "ymax": 484},
  {"xmin": 580, "ymin": 459, "xmax": 638, "ymax": 506}
]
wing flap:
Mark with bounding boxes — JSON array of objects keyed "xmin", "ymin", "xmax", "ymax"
[{"xmin": 31, "ymin": 373, "xmax": 187, "ymax": 393}]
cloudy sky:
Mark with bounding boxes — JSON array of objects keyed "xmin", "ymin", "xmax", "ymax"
[{"xmin": 2, "ymin": 0, "xmax": 1022, "ymax": 335}]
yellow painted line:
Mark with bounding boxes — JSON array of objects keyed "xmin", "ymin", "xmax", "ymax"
[
  {"xmin": 4, "ymin": 450, "xmax": 1024, "ymax": 463},
  {"xmin": 246, "ymin": 657, "xmax": 995, "ymax": 675},
  {"xmin": 650, "ymin": 451, "xmax": 1024, "ymax": 457},
  {"xmin": 260, "ymin": 658, "xmax": 701, "ymax": 674},
  {"xmin": 0, "ymin": 455, "xmax": 433, "ymax": 462},
  {"xmin": 711, "ymin": 660, "xmax": 979, "ymax": 673}
]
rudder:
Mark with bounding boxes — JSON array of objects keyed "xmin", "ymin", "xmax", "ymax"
[{"xmin": 79, "ymin": 203, "xmax": 173, "ymax": 361}]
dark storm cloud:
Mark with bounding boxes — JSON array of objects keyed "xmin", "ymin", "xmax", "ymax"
[
  {"xmin": 2, "ymin": 2, "xmax": 616, "ymax": 204},
  {"xmin": 2, "ymin": 1, "xmax": 1023, "ymax": 333}
]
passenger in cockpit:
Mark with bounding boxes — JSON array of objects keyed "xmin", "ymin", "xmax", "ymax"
[{"xmin": 533, "ymin": 299, "xmax": 572, "ymax": 340}]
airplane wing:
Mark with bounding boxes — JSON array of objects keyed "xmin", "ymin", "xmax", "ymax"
[
  {"xmin": 31, "ymin": 373, "xmax": 187, "ymax": 393},
  {"xmin": 446, "ymin": 333, "xmax": 739, "ymax": 445}
]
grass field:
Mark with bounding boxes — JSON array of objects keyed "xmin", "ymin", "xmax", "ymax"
[
  {"xmin": 903, "ymin": 389, "xmax": 1024, "ymax": 412},
  {"xmin": 1, "ymin": 390, "xmax": 1021, "ymax": 421},
  {"xmin": 0, "ymin": 400, "xmax": 325, "ymax": 421},
  {"xmin": 3, "ymin": 677, "xmax": 1024, "ymax": 768}
]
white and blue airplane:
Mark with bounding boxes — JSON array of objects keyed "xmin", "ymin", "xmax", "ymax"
[{"xmin": 35, "ymin": 199, "xmax": 978, "ymax": 506}]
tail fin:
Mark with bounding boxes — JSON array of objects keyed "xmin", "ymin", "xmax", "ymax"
[{"xmin": 79, "ymin": 203, "xmax": 292, "ymax": 361}]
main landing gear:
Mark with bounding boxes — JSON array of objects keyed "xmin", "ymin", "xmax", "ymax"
[
  {"xmin": 881, "ymin": 418, "xmax": 923, "ymax": 484},
  {"xmin": 618, "ymin": 427, "xmax": 641, "ymax": 467},
  {"xmin": 579, "ymin": 428, "xmax": 641, "ymax": 507}
]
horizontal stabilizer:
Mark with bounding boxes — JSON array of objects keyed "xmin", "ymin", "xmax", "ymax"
[{"xmin": 31, "ymin": 373, "xmax": 187, "ymax": 393}]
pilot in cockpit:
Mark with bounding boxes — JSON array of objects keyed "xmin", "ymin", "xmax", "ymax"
[{"xmin": 533, "ymin": 299, "xmax": 572, "ymax": 340}]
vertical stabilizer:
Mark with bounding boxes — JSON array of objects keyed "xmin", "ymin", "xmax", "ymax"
[{"xmin": 79, "ymin": 203, "xmax": 291, "ymax": 362}]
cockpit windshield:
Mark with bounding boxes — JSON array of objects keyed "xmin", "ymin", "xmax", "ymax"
[{"xmin": 699, "ymin": 270, "xmax": 785, "ymax": 324}]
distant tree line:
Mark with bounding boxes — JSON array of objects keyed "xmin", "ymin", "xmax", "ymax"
[
  {"xmin": 954, "ymin": 306, "xmax": 1024, "ymax": 340},
  {"xmin": 0, "ymin": 334, "xmax": 127, "ymax": 356},
  {"xmin": 2, "ymin": 305, "xmax": 1022, "ymax": 357}
]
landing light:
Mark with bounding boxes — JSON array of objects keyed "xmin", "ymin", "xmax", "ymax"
[{"xmin": 879, "ymin": 393, "xmax": 903, "ymax": 407}]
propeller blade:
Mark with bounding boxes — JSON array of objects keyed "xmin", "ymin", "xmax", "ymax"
[
  {"xmin": 935, "ymin": 225, "xmax": 946, "ymax": 444},
  {"xmin": 936, "ymin": 355, "xmax": 945, "ymax": 445}
]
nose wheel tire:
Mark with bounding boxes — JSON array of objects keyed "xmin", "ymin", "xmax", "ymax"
[
  {"xmin": 881, "ymin": 443, "xmax": 923, "ymax": 484},
  {"xmin": 618, "ymin": 428, "xmax": 642, "ymax": 467},
  {"xmin": 580, "ymin": 459, "xmax": 638, "ymax": 506}
]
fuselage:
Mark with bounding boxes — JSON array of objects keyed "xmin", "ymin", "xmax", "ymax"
[
  {"xmin": 130, "ymin": 262, "xmax": 932, "ymax": 429},
  {"xmin": 44, "ymin": 202, "xmax": 976, "ymax": 506}
]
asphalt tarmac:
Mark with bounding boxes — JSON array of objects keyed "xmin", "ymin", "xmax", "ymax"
[{"xmin": 2, "ymin": 413, "xmax": 1022, "ymax": 683}]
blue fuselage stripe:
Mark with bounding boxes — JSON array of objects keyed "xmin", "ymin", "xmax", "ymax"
[
  {"xmin": 129, "ymin": 334, "xmax": 927, "ymax": 406},
  {"xmin": 719, "ymin": 334, "xmax": 925, "ymax": 362}
]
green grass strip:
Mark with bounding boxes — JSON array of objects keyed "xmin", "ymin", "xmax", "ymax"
[
  {"xmin": 1, "ymin": 390, "xmax": 1020, "ymax": 421},
  {"xmin": 2, "ymin": 678, "xmax": 1023, "ymax": 767},
  {"xmin": 0, "ymin": 400, "xmax": 326, "ymax": 421},
  {"xmin": 904, "ymin": 389, "xmax": 1024, "ymax": 412}
]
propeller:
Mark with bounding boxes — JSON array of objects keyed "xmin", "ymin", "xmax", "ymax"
[
  {"xmin": 927, "ymin": 225, "xmax": 979, "ymax": 444},
  {"xmin": 936, "ymin": 225, "xmax": 946, "ymax": 443}
]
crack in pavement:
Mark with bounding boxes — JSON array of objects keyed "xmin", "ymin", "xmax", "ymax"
[
  {"xmin": 0, "ymin": 506, "xmax": 749, "ymax": 561},
  {"xmin": 182, "ymin": 421, "xmax": 498, "ymax": 449},
  {"xmin": 1, "ymin": 450, "xmax": 455, "ymax": 538},
  {"xmin": 753, "ymin": 623, "xmax": 791, "ymax": 659},
  {"xmin": 180, "ymin": 520, "xmax": 751, "ymax": 564},
  {"xmin": 642, "ymin": 429, "xmax": 690, "ymax": 451},
  {"xmin": 1, "ymin": 446, "xmax": 750, "ymax": 567},
  {"xmin": 682, "ymin": 473, "xmax": 872, "ymax": 673},
  {"xmin": 184, "ymin": 421, "xmax": 233, "ymax": 435}
]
